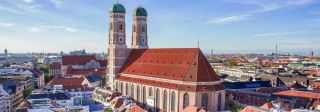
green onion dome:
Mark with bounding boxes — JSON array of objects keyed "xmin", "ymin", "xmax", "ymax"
[
  {"xmin": 133, "ymin": 7, "xmax": 148, "ymax": 16},
  {"xmin": 110, "ymin": 3, "xmax": 126, "ymax": 13}
]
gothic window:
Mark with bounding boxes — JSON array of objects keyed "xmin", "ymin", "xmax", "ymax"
[
  {"xmin": 156, "ymin": 89, "xmax": 160, "ymax": 109},
  {"xmin": 137, "ymin": 86, "xmax": 140, "ymax": 102},
  {"xmin": 171, "ymin": 91, "xmax": 176, "ymax": 111},
  {"xmin": 202, "ymin": 93, "xmax": 209, "ymax": 110},
  {"xmin": 119, "ymin": 24, "xmax": 123, "ymax": 30},
  {"xmin": 125, "ymin": 83, "xmax": 129, "ymax": 95},
  {"xmin": 142, "ymin": 26, "xmax": 145, "ymax": 32},
  {"xmin": 120, "ymin": 82, "xmax": 123, "ymax": 94},
  {"xmin": 149, "ymin": 87, "xmax": 153, "ymax": 97},
  {"xmin": 115, "ymin": 82, "xmax": 118, "ymax": 91},
  {"xmin": 163, "ymin": 90, "xmax": 167, "ymax": 111},
  {"xmin": 131, "ymin": 84, "xmax": 134, "ymax": 98},
  {"xmin": 218, "ymin": 93, "xmax": 222, "ymax": 111},
  {"xmin": 143, "ymin": 86, "xmax": 146, "ymax": 103},
  {"xmin": 119, "ymin": 37, "xmax": 123, "ymax": 42},
  {"xmin": 183, "ymin": 93, "xmax": 189, "ymax": 109}
]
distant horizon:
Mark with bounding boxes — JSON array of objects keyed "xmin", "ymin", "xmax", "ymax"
[{"xmin": 1, "ymin": 0, "xmax": 320, "ymax": 53}]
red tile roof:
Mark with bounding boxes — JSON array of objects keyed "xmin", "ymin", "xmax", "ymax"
[
  {"xmin": 240, "ymin": 106, "xmax": 268, "ymax": 112},
  {"xmin": 66, "ymin": 68, "xmax": 106, "ymax": 75},
  {"xmin": 260, "ymin": 102, "xmax": 273, "ymax": 110},
  {"xmin": 49, "ymin": 77, "xmax": 85, "ymax": 85},
  {"xmin": 127, "ymin": 104, "xmax": 146, "ymax": 112},
  {"xmin": 49, "ymin": 62, "xmax": 61, "ymax": 69},
  {"xmin": 117, "ymin": 76, "xmax": 224, "ymax": 92},
  {"xmin": 314, "ymin": 82, "xmax": 320, "ymax": 88},
  {"xmin": 62, "ymin": 55, "xmax": 96, "ymax": 65},
  {"xmin": 181, "ymin": 105, "xmax": 207, "ymax": 112},
  {"xmin": 274, "ymin": 90, "xmax": 320, "ymax": 99},
  {"xmin": 120, "ymin": 48, "xmax": 220, "ymax": 82}
]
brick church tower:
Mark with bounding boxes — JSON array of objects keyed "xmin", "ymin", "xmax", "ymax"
[
  {"xmin": 131, "ymin": 6, "xmax": 149, "ymax": 49},
  {"xmin": 107, "ymin": 3, "xmax": 129, "ymax": 89}
]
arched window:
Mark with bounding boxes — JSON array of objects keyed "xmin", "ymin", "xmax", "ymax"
[
  {"xmin": 218, "ymin": 93, "xmax": 222, "ymax": 111},
  {"xmin": 137, "ymin": 86, "xmax": 140, "ymax": 102},
  {"xmin": 149, "ymin": 87, "xmax": 153, "ymax": 97},
  {"xmin": 163, "ymin": 90, "xmax": 167, "ymax": 112},
  {"xmin": 156, "ymin": 89, "xmax": 160, "ymax": 109},
  {"xmin": 125, "ymin": 83, "xmax": 128, "ymax": 95},
  {"xmin": 131, "ymin": 84, "xmax": 134, "ymax": 98},
  {"xmin": 143, "ymin": 86, "xmax": 146, "ymax": 103},
  {"xmin": 120, "ymin": 82, "xmax": 123, "ymax": 93},
  {"xmin": 142, "ymin": 26, "xmax": 145, "ymax": 32},
  {"xmin": 119, "ymin": 24, "xmax": 123, "ymax": 30},
  {"xmin": 202, "ymin": 93, "xmax": 208, "ymax": 110},
  {"xmin": 171, "ymin": 91, "xmax": 176, "ymax": 111},
  {"xmin": 115, "ymin": 82, "xmax": 118, "ymax": 91},
  {"xmin": 183, "ymin": 93, "xmax": 189, "ymax": 109}
]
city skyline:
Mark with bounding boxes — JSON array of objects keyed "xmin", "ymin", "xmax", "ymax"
[{"xmin": 1, "ymin": 0, "xmax": 320, "ymax": 54}]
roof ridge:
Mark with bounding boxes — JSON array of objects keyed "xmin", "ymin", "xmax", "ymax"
[{"xmin": 181, "ymin": 49, "xmax": 199, "ymax": 82}]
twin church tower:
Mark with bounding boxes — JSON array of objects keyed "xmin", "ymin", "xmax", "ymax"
[{"xmin": 107, "ymin": 3, "xmax": 149, "ymax": 87}]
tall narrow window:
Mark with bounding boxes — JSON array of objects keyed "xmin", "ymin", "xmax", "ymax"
[
  {"xmin": 137, "ymin": 86, "xmax": 140, "ymax": 102},
  {"xmin": 156, "ymin": 89, "xmax": 160, "ymax": 109},
  {"xmin": 115, "ymin": 82, "xmax": 118, "ymax": 91},
  {"xmin": 133, "ymin": 25, "xmax": 136, "ymax": 32},
  {"xmin": 142, "ymin": 26, "xmax": 145, "ymax": 32},
  {"xmin": 163, "ymin": 90, "xmax": 167, "ymax": 112},
  {"xmin": 202, "ymin": 93, "xmax": 208, "ymax": 110},
  {"xmin": 119, "ymin": 24, "xmax": 123, "ymax": 30},
  {"xmin": 183, "ymin": 93, "xmax": 189, "ymax": 109},
  {"xmin": 171, "ymin": 92, "xmax": 176, "ymax": 111},
  {"xmin": 120, "ymin": 82, "xmax": 123, "ymax": 93},
  {"xmin": 218, "ymin": 93, "xmax": 222, "ymax": 111},
  {"xmin": 131, "ymin": 84, "xmax": 134, "ymax": 98},
  {"xmin": 125, "ymin": 83, "xmax": 128, "ymax": 95},
  {"xmin": 149, "ymin": 87, "xmax": 153, "ymax": 97},
  {"xmin": 143, "ymin": 86, "xmax": 146, "ymax": 103}
]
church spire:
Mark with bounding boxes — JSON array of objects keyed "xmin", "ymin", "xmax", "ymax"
[{"xmin": 131, "ymin": 6, "xmax": 148, "ymax": 49}]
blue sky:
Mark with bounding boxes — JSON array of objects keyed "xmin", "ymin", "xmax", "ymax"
[{"xmin": 0, "ymin": 0, "xmax": 320, "ymax": 54}]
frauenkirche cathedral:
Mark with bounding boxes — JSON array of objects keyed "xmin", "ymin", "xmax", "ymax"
[{"xmin": 96, "ymin": 3, "xmax": 225, "ymax": 112}]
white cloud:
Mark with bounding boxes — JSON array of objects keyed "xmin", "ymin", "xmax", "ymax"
[
  {"xmin": 29, "ymin": 25, "xmax": 78, "ymax": 33},
  {"xmin": 206, "ymin": 14, "xmax": 250, "ymax": 24},
  {"xmin": 0, "ymin": 22, "xmax": 15, "ymax": 27},
  {"xmin": 208, "ymin": 0, "xmax": 316, "ymax": 24},
  {"xmin": 29, "ymin": 27, "xmax": 47, "ymax": 33},
  {"xmin": 50, "ymin": 0, "xmax": 63, "ymax": 6},
  {"xmin": 21, "ymin": 0, "xmax": 34, "ymax": 3},
  {"xmin": 253, "ymin": 31, "xmax": 307, "ymax": 37},
  {"xmin": 0, "ymin": 6, "xmax": 24, "ymax": 14}
]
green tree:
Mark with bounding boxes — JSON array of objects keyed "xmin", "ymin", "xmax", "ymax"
[
  {"xmin": 23, "ymin": 88, "xmax": 34, "ymax": 98},
  {"xmin": 45, "ymin": 73, "xmax": 54, "ymax": 83},
  {"xmin": 226, "ymin": 98, "xmax": 245, "ymax": 112},
  {"xmin": 226, "ymin": 59, "xmax": 237, "ymax": 68}
]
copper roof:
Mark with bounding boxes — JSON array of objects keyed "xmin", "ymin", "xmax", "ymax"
[{"xmin": 119, "ymin": 48, "xmax": 220, "ymax": 82}]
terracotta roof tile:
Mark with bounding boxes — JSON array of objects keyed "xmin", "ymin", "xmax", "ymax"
[
  {"xmin": 120, "ymin": 48, "xmax": 220, "ymax": 82},
  {"xmin": 49, "ymin": 77, "xmax": 85, "ymax": 85},
  {"xmin": 49, "ymin": 62, "xmax": 61, "ymax": 69},
  {"xmin": 62, "ymin": 55, "xmax": 96, "ymax": 65},
  {"xmin": 274, "ymin": 90, "xmax": 320, "ymax": 99}
]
